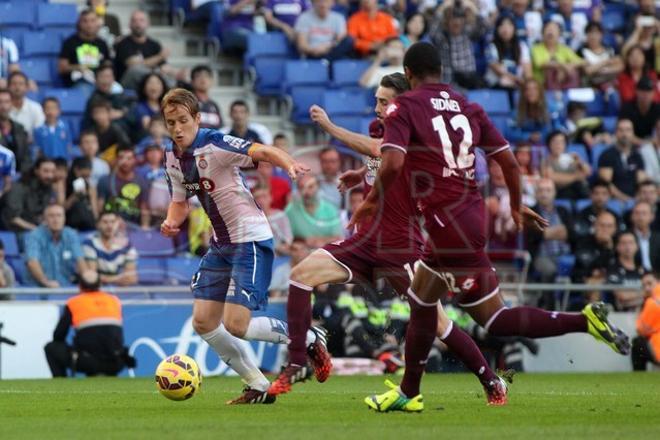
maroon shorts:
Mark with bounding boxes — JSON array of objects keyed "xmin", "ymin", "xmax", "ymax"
[
  {"xmin": 321, "ymin": 233, "xmax": 420, "ymax": 297},
  {"xmin": 421, "ymin": 198, "xmax": 500, "ymax": 307}
]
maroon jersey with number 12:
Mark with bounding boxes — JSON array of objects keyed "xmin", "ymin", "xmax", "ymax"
[{"xmin": 381, "ymin": 83, "xmax": 509, "ymax": 214}]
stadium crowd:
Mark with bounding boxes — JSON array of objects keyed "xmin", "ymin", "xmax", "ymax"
[{"xmin": 0, "ymin": 0, "xmax": 658, "ymax": 370}]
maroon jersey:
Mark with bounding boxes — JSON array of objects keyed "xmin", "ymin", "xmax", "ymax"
[
  {"xmin": 381, "ymin": 83, "xmax": 509, "ymax": 215},
  {"xmin": 352, "ymin": 118, "xmax": 423, "ymax": 253}
]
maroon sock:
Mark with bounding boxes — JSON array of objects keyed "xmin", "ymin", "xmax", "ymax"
[
  {"xmin": 441, "ymin": 322, "xmax": 497, "ymax": 385},
  {"xmin": 487, "ymin": 307, "xmax": 587, "ymax": 338},
  {"xmin": 400, "ymin": 296, "xmax": 437, "ymax": 398},
  {"xmin": 287, "ymin": 281, "xmax": 312, "ymax": 365}
]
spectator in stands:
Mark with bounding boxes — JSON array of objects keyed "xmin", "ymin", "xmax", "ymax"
[
  {"xmin": 340, "ymin": 187, "xmax": 364, "ymax": 235},
  {"xmin": 547, "ymin": 0, "xmax": 588, "ymax": 50},
  {"xmin": 294, "ymin": 0, "xmax": 353, "ymax": 61},
  {"xmin": 526, "ymin": 178, "xmax": 573, "ymax": 283},
  {"xmin": 83, "ymin": 211, "xmax": 138, "ymax": 286},
  {"xmin": 59, "ymin": 9, "xmax": 111, "ymax": 92},
  {"xmin": 485, "ymin": 15, "xmax": 532, "ymax": 90},
  {"xmin": 621, "ymin": 13, "xmax": 659, "ymax": 74},
  {"xmin": 137, "ymin": 144, "xmax": 169, "ymax": 227},
  {"xmin": 252, "ymin": 182, "xmax": 293, "ymax": 273},
  {"xmin": 64, "ymin": 158, "xmax": 99, "ymax": 232},
  {"xmin": 514, "ymin": 144, "xmax": 540, "ymax": 206},
  {"xmin": 400, "ymin": 12, "xmax": 426, "ymax": 49},
  {"xmin": 359, "ymin": 38, "xmax": 405, "ymax": 88},
  {"xmin": 598, "ymin": 118, "xmax": 647, "ymax": 201},
  {"xmin": 573, "ymin": 210, "xmax": 618, "ymax": 283},
  {"xmin": 82, "ymin": 63, "xmax": 129, "ymax": 131},
  {"xmin": 89, "ymin": 98, "xmax": 132, "ymax": 164},
  {"xmin": 574, "ymin": 179, "xmax": 621, "ymax": 238},
  {"xmin": 135, "ymin": 117, "xmax": 169, "ymax": 158},
  {"xmin": 44, "ymin": 269, "xmax": 136, "ymax": 377},
  {"xmin": 0, "ymin": 158, "xmax": 55, "ymax": 234},
  {"xmin": 251, "ymin": 161, "xmax": 291, "ymax": 210},
  {"xmin": 485, "ymin": 159, "xmax": 519, "ymax": 249},
  {"xmin": 272, "ymin": 133, "xmax": 293, "ymax": 181},
  {"xmin": 261, "ymin": 0, "xmax": 307, "ymax": 41},
  {"xmin": 508, "ymin": 78, "xmax": 554, "ymax": 144},
  {"xmin": 619, "ymin": 76, "xmax": 660, "ymax": 142},
  {"xmin": 25, "ymin": 204, "xmax": 86, "ymax": 288},
  {"xmin": 0, "ymin": 143, "xmax": 15, "ymax": 196},
  {"xmin": 630, "ymin": 201, "xmax": 660, "ymax": 272},
  {"xmin": 52, "ymin": 158, "xmax": 69, "ymax": 207},
  {"xmin": 429, "ymin": 1, "xmax": 487, "ymax": 89},
  {"xmin": 135, "ymin": 73, "xmax": 168, "ymax": 131},
  {"xmin": 114, "ymin": 10, "xmax": 172, "ymax": 90},
  {"xmin": 97, "ymin": 146, "xmax": 150, "ymax": 228},
  {"xmin": 578, "ymin": 21, "xmax": 623, "ymax": 89},
  {"xmin": 225, "ymin": 100, "xmax": 263, "ymax": 143},
  {"xmin": 88, "ymin": 0, "xmax": 122, "ymax": 47},
  {"xmin": 318, "ymin": 147, "xmax": 342, "ymax": 208},
  {"xmin": 607, "ymin": 231, "xmax": 645, "ymax": 311},
  {"xmin": 505, "ymin": 0, "xmax": 543, "ymax": 47},
  {"xmin": 347, "ymin": 0, "xmax": 398, "ymax": 58},
  {"xmin": 631, "ymin": 180, "xmax": 660, "ymax": 232},
  {"xmin": 541, "ymin": 130, "xmax": 591, "ymax": 199},
  {"xmin": 640, "ymin": 119, "xmax": 660, "ymax": 184},
  {"xmin": 285, "ymin": 174, "xmax": 342, "ymax": 247},
  {"xmin": 0, "ymin": 239, "xmax": 16, "ymax": 299},
  {"xmin": 632, "ymin": 271, "xmax": 660, "ymax": 371},
  {"xmin": 79, "ymin": 130, "xmax": 110, "ymax": 187},
  {"xmin": 8, "ymin": 72, "xmax": 45, "ymax": 137},
  {"xmin": 531, "ymin": 20, "xmax": 584, "ymax": 90},
  {"xmin": 564, "ymin": 100, "xmax": 613, "ymax": 148},
  {"xmin": 33, "ymin": 98, "xmax": 72, "ymax": 160},
  {"xmin": 0, "ymin": 88, "xmax": 29, "ymax": 174},
  {"xmin": 191, "ymin": 65, "xmax": 222, "ymax": 130},
  {"xmin": 617, "ymin": 45, "xmax": 659, "ymax": 104},
  {"xmin": 0, "ymin": 33, "xmax": 19, "ymax": 89}
]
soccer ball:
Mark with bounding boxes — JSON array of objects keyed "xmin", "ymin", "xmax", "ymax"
[{"xmin": 155, "ymin": 354, "xmax": 202, "ymax": 401}]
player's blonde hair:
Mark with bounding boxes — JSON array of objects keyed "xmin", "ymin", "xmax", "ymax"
[{"xmin": 161, "ymin": 88, "xmax": 200, "ymax": 117}]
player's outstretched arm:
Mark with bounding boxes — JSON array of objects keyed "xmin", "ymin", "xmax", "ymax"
[
  {"xmin": 161, "ymin": 201, "xmax": 190, "ymax": 237},
  {"xmin": 249, "ymin": 144, "xmax": 310, "ymax": 180},
  {"xmin": 310, "ymin": 105, "xmax": 381, "ymax": 157}
]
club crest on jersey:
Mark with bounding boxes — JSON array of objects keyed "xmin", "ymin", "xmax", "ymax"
[
  {"xmin": 198, "ymin": 157, "xmax": 208, "ymax": 169},
  {"xmin": 385, "ymin": 103, "xmax": 398, "ymax": 117}
]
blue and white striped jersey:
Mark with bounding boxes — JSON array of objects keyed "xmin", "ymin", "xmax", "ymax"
[{"xmin": 165, "ymin": 128, "xmax": 273, "ymax": 245}]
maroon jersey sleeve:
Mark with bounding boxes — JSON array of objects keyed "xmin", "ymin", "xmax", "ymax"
[
  {"xmin": 368, "ymin": 118, "xmax": 384, "ymax": 139},
  {"xmin": 475, "ymin": 106, "xmax": 510, "ymax": 157},
  {"xmin": 381, "ymin": 100, "xmax": 411, "ymax": 154}
]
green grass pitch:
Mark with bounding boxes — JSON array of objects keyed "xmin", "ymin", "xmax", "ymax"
[{"xmin": 1, "ymin": 373, "xmax": 659, "ymax": 439}]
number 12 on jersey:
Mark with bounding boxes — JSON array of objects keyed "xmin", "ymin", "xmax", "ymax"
[{"xmin": 432, "ymin": 114, "xmax": 474, "ymax": 170}]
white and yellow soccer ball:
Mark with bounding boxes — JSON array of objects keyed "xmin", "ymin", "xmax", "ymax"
[{"xmin": 155, "ymin": 354, "xmax": 202, "ymax": 401}]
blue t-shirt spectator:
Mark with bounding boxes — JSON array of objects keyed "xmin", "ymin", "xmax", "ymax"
[
  {"xmin": 0, "ymin": 144, "xmax": 16, "ymax": 194},
  {"xmin": 33, "ymin": 121, "xmax": 72, "ymax": 159},
  {"xmin": 25, "ymin": 224, "xmax": 83, "ymax": 286}
]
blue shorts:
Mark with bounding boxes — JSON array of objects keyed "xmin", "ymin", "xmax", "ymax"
[{"xmin": 191, "ymin": 239, "xmax": 274, "ymax": 310}]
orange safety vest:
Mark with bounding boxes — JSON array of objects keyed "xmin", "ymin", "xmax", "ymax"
[
  {"xmin": 66, "ymin": 291, "xmax": 123, "ymax": 330},
  {"xmin": 636, "ymin": 285, "xmax": 660, "ymax": 362}
]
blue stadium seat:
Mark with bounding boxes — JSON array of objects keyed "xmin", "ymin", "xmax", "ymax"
[
  {"xmin": 331, "ymin": 60, "xmax": 371, "ymax": 88},
  {"xmin": 584, "ymin": 91, "xmax": 606, "ymax": 116},
  {"xmin": 283, "ymin": 60, "xmax": 329, "ymax": 92},
  {"xmin": 359, "ymin": 116, "xmax": 374, "ymax": 135},
  {"xmin": 22, "ymin": 31, "xmax": 62, "ymax": 58},
  {"xmin": 567, "ymin": 143, "xmax": 589, "ymax": 164},
  {"xmin": 43, "ymin": 88, "xmax": 88, "ymax": 115},
  {"xmin": 62, "ymin": 115, "xmax": 82, "ymax": 142},
  {"xmin": 0, "ymin": 3, "xmax": 35, "ymax": 29},
  {"xmin": 7, "ymin": 256, "xmax": 29, "ymax": 286},
  {"xmin": 129, "ymin": 230, "xmax": 175, "ymax": 257},
  {"xmin": 1, "ymin": 27, "xmax": 24, "ymax": 52},
  {"xmin": 289, "ymin": 86, "xmax": 325, "ymax": 124},
  {"xmin": 19, "ymin": 59, "xmax": 53, "ymax": 86},
  {"xmin": 36, "ymin": 3, "xmax": 79, "ymax": 29},
  {"xmin": 467, "ymin": 89, "xmax": 511, "ymax": 115},
  {"xmin": 556, "ymin": 255, "xmax": 576, "ymax": 277},
  {"xmin": 0, "ymin": 231, "xmax": 19, "ymax": 257},
  {"xmin": 591, "ymin": 143, "xmax": 609, "ymax": 169},
  {"xmin": 490, "ymin": 115, "xmax": 509, "ymax": 135},
  {"xmin": 606, "ymin": 199, "xmax": 625, "ymax": 216},
  {"xmin": 252, "ymin": 57, "xmax": 286, "ymax": 96},
  {"xmin": 555, "ymin": 198, "xmax": 573, "ymax": 213},
  {"xmin": 601, "ymin": 9, "xmax": 627, "ymax": 33},
  {"xmin": 601, "ymin": 116, "xmax": 617, "ymax": 133},
  {"xmin": 245, "ymin": 32, "xmax": 290, "ymax": 67},
  {"xmin": 575, "ymin": 199, "xmax": 592, "ymax": 213},
  {"xmin": 136, "ymin": 257, "xmax": 168, "ymax": 285},
  {"xmin": 166, "ymin": 256, "xmax": 200, "ymax": 285},
  {"xmin": 322, "ymin": 89, "xmax": 370, "ymax": 117}
]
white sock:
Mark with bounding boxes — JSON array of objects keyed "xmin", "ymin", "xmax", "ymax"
[
  {"xmin": 200, "ymin": 324, "xmax": 270, "ymax": 392},
  {"xmin": 243, "ymin": 316, "xmax": 318, "ymax": 346}
]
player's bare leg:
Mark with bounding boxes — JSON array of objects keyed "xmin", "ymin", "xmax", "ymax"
[
  {"xmin": 191, "ymin": 300, "xmax": 275, "ymax": 404},
  {"xmin": 269, "ymin": 250, "xmax": 349, "ymax": 395}
]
